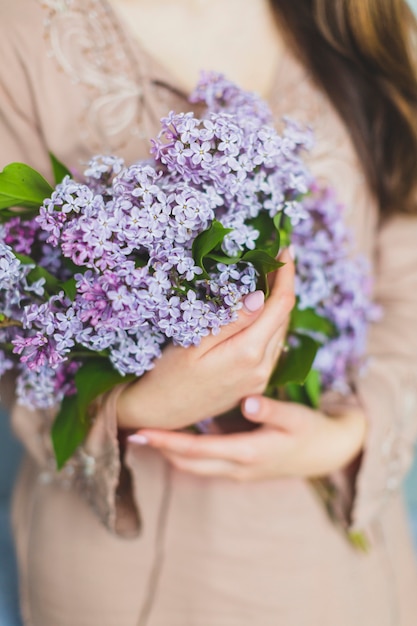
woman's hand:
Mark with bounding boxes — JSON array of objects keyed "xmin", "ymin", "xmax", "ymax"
[
  {"xmin": 129, "ymin": 395, "xmax": 367, "ymax": 480},
  {"xmin": 117, "ymin": 249, "xmax": 295, "ymax": 432}
]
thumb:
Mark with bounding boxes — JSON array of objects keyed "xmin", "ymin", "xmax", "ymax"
[
  {"xmin": 198, "ymin": 290, "xmax": 265, "ymax": 354},
  {"xmin": 241, "ymin": 396, "xmax": 303, "ymax": 432}
]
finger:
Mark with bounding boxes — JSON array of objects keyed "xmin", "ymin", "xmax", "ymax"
[
  {"xmin": 193, "ymin": 248, "xmax": 294, "ymax": 358},
  {"xmin": 266, "ymin": 244, "xmax": 295, "ymax": 290},
  {"xmin": 133, "ymin": 428, "xmax": 262, "ymax": 464},
  {"xmin": 160, "ymin": 451, "xmax": 240, "ymax": 478},
  {"xmin": 194, "ymin": 290, "xmax": 265, "ymax": 356},
  {"xmin": 242, "ymin": 249, "xmax": 295, "ymax": 349},
  {"xmin": 241, "ymin": 395, "xmax": 307, "ymax": 432},
  {"xmin": 263, "ymin": 327, "xmax": 287, "ymax": 365}
]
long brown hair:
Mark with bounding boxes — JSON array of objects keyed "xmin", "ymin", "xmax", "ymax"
[{"xmin": 271, "ymin": 0, "xmax": 417, "ymax": 216}]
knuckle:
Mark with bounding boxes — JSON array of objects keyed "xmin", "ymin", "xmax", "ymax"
[
  {"xmin": 239, "ymin": 344, "xmax": 263, "ymax": 367},
  {"xmin": 232, "ymin": 467, "xmax": 252, "ymax": 482},
  {"xmin": 178, "ymin": 439, "xmax": 200, "ymax": 457},
  {"xmin": 170, "ymin": 456, "xmax": 186, "ymax": 471},
  {"xmin": 280, "ymin": 289, "xmax": 296, "ymax": 313},
  {"xmin": 181, "ymin": 443, "xmax": 195, "ymax": 457},
  {"xmin": 239, "ymin": 445, "xmax": 259, "ymax": 465},
  {"xmin": 250, "ymin": 363, "xmax": 271, "ymax": 390}
]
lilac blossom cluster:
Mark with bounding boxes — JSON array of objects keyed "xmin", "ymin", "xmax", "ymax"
[
  {"xmin": 292, "ymin": 187, "xmax": 380, "ymax": 392},
  {"xmin": 0, "ymin": 73, "xmax": 375, "ymax": 411}
]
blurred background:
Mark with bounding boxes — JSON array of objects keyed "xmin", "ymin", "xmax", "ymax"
[{"xmin": 2, "ymin": 3, "xmax": 417, "ymax": 625}]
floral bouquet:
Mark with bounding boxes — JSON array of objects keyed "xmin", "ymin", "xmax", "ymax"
[{"xmin": 0, "ymin": 74, "xmax": 375, "ymax": 470}]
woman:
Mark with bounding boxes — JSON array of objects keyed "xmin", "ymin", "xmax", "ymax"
[{"xmin": 1, "ymin": 0, "xmax": 417, "ymax": 624}]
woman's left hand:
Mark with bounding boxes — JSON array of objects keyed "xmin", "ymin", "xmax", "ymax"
[{"xmin": 129, "ymin": 396, "xmax": 367, "ymax": 480}]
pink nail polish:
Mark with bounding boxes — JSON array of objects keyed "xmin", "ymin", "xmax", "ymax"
[
  {"xmin": 244, "ymin": 397, "xmax": 260, "ymax": 415},
  {"xmin": 243, "ymin": 290, "xmax": 264, "ymax": 313},
  {"xmin": 127, "ymin": 434, "xmax": 149, "ymax": 445}
]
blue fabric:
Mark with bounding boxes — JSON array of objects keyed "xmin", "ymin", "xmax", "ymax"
[
  {"xmin": 0, "ymin": 411, "xmax": 21, "ymax": 500},
  {"xmin": 0, "ymin": 408, "xmax": 22, "ymax": 626},
  {"xmin": 405, "ymin": 449, "xmax": 417, "ymax": 552},
  {"xmin": 0, "ymin": 505, "xmax": 21, "ymax": 626}
]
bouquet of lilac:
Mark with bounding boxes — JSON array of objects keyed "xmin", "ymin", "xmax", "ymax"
[{"xmin": 0, "ymin": 74, "xmax": 376, "ymax": 469}]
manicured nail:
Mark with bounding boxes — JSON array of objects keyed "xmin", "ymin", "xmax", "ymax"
[
  {"xmin": 243, "ymin": 397, "xmax": 260, "ymax": 415},
  {"xmin": 288, "ymin": 244, "xmax": 296, "ymax": 261},
  {"xmin": 127, "ymin": 434, "xmax": 149, "ymax": 445},
  {"xmin": 243, "ymin": 290, "xmax": 264, "ymax": 313}
]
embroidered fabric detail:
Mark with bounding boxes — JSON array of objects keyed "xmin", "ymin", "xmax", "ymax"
[
  {"xmin": 381, "ymin": 376, "xmax": 417, "ymax": 494},
  {"xmin": 40, "ymin": 0, "xmax": 147, "ymax": 151},
  {"xmin": 31, "ymin": 406, "xmax": 123, "ymax": 532}
]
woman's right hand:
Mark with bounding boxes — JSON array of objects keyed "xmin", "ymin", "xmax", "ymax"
[{"xmin": 116, "ymin": 249, "xmax": 295, "ymax": 432}]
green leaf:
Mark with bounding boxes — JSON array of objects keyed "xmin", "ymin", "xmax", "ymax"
[
  {"xmin": 241, "ymin": 250, "xmax": 283, "ymax": 274},
  {"xmin": 290, "ymin": 307, "xmax": 336, "ymax": 339},
  {"xmin": 192, "ymin": 220, "xmax": 233, "ymax": 276},
  {"xmin": 27, "ymin": 266, "xmax": 60, "ymax": 293},
  {"xmin": 206, "ymin": 252, "xmax": 242, "ymax": 265},
  {"xmin": 61, "ymin": 278, "xmax": 77, "ymax": 302},
  {"xmin": 273, "ymin": 213, "xmax": 282, "ymax": 232},
  {"xmin": 51, "ymin": 395, "xmax": 90, "ymax": 471},
  {"xmin": 134, "ymin": 256, "xmax": 148, "ymax": 268},
  {"xmin": 51, "ymin": 358, "xmax": 136, "ymax": 470},
  {"xmin": 303, "ymin": 368, "xmax": 321, "ymax": 408},
  {"xmin": 49, "ymin": 152, "xmax": 71, "ymax": 185},
  {"xmin": 248, "ymin": 213, "xmax": 274, "ymax": 244},
  {"xmin": 281, "ymin": 382, "xmax": 307, "ymax": 404},
  {"xmin": 14, "ymin": 253, "xmax": 60, "ymax": 294},
  {"xmin": 247, "ymin": 213, "xmax": 281, "ymax": 257},
  {"xmin": 0, "ymin": 209, "xmax": 36, "ymax": 222},
  {"xmin": 14, "ymin": 252, "xmax": 35, "ymax": 265},
  {"xmin": 74, "ymin": 358, "xmax": 135, "ymax": 410},
  {"xmin": 348, "ymin": 531, "xmax": 370, "ymax": 553},
  {"xmin": 239, "ymin": 250, "xmax": 283, "ymax": 296},
  {"xmin": 240, "ymin": 250, "xmax": 284, "ymax": 290},
  {"xmin": 262, "ymin": 230, "xmax": 281, "ymax": 258},
  {"xmin": 0, "ymin": 163, "xmax": 53, "ymax": 210},
  {"xmin": 269, "ymin": 333, "xmax": 320, "ymax": 386},
  {"xmin": 277, "ymin": 212, "xmax": 293, "ymax": 249},
  {"xmin": 278, "ymin": 229, "xmax": 291, "ymax": 249}
]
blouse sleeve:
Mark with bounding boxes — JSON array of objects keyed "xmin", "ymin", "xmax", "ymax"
[
  {"xmin": 350, "ymin": 214, "xmax": 417, "ymax": 532},
  {"xmin": 0, "ymin": 5, "xmax": 141, "ymax": 537}
]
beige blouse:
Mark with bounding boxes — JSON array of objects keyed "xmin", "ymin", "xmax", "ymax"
[{"xmin": 2, "ymin": 2, "xmax": 417, "ymax": 625}]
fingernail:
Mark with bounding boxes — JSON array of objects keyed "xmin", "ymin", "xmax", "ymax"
[
  {"xmin": 127, "ymin": 434, "xmax": 149, "ymax": 445},
  {"xmin": 243, "ymin": 290, "xmax": 264, "ymax": 313},
  {"xmin": 288, "ymin": 244, "xmax": 296, "ymax": 260},
  {"xmin": 243, "ymin": 397, "xmax": 260, "ymax": 415}
]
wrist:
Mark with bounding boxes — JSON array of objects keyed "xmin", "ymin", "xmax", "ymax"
[
  {"xmin": 332, "ymin": 407, "xmax": 367, "ymax": 472},
  {"xmin": 116, "ymin": 381, "xmax": 143, "ymax": 430}
]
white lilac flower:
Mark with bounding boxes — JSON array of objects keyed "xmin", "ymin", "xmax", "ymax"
[{"xmin": 0, "ymin": 242, "xmax": 23, "ymax": 289}]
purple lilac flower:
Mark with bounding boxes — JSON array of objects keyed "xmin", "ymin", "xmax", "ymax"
[
  {"xmin": 291, "ymin": 187, "xmax": 378, "ymax": 392},
  {"xmin": 1, "ymin": 72, "xmax": 376, "ymax": 410},
  {"xmin": 3, "ymin": 217, "xmax": 38, "ymax": 255},
  {"xmin": 15, "ymin": 359, "xmax": 80, "ymax": 409},
  {"xmin": 0, "ymin": 241, "xmax": 23, "ymax": 288},
  {"xmin": 109, "ymin": 327, "xmax": 165, "ymax": 376}
]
